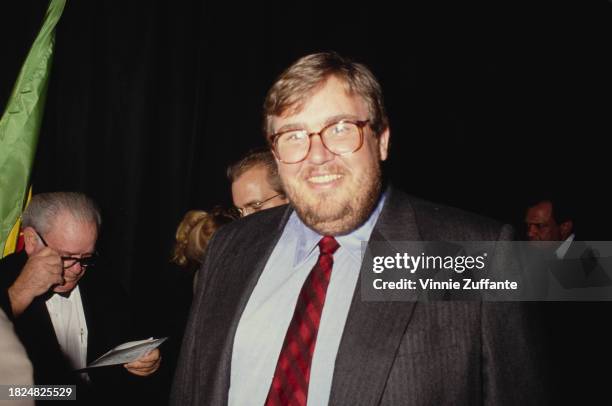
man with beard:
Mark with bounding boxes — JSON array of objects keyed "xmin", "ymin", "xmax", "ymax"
[{"xmin": 171, "ymin": 52, "xmax": 544, "ymax": 406}]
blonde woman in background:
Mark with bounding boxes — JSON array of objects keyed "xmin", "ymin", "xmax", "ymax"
[{"xmin": 172, "ymin": 207, "xmax": 237, "ymax": 290}]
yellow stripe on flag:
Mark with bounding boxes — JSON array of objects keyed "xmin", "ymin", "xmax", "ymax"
[
  {"xmin": 2, "ymin": 186, "xmax": 32, "ymax": 257},
  {"xmin": 3, "ymin": 219, "xmax": 22, "ymax": 257}
]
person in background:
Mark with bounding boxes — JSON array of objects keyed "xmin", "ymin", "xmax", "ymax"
[
  {"xmin": 227, "ymin": 148, "xmax": 288, "ymax": 217},
  {"xmin": 523, "ymin": 197, "xmax": 611, "ymax": 405},
  {"xmin": 525, "ymin": 198, "xmax": 574, "ymax": 246},
  {"xmin": 172, "ymin": 207, "xmax": 238, "ymax": 288}
]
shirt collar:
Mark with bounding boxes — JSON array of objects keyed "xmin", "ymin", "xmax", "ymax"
[
  {"xmin": 291, "ymin": 191, "xmax": 388, "ymax": 267},
  {"xmin": 555, "ymin": 233, "xmax": 575, "ymax": 259}
]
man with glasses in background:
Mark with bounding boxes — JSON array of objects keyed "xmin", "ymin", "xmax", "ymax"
[
  {"xmin": 227, "ymin": 148, "xmax": 288, "ymax": 217},
  {"xmin": 172, "ymin": 52, "xmax": 545, "ymax": 405},
  {"xmin": 0, "ymin": 192, "xmax": 160, "ymax": 403}
]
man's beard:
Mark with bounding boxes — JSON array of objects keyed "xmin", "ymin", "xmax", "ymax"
[{"xmin": 282, "ymin": 161, "xmax": 382, "ymax": 236}]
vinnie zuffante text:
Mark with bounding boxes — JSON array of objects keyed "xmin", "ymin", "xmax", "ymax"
[{"xmin": 371, "ymin": 252, "xmax": 518, "ymax": 291}]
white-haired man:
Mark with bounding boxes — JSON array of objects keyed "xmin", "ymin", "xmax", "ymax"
[{"xmin": 0, "ymin": 192, "xmax": 160, "ymax": 403}]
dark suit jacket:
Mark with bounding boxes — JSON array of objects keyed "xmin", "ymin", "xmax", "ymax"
[
  {"xmin": 171, "ymin": 188, "xmax": 547, "ymax": 405},
  {"xmin": 0, "ymin": 252, "xmax": 149, "ymax": 405}
]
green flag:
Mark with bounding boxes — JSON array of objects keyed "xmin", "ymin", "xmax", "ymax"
[{"xmin": 0, "ymin": 0, "xmax": 66, "ymax": 257}]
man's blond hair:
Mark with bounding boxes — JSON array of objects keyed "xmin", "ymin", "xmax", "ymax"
[{"xmin": 263, "ymin": 52, "xmax": 389, "ymax": 139}]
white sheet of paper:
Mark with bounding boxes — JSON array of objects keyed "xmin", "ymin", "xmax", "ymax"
[{"xmin": 79, "ymin": 337, "xmax": 167, "ymax": 370}]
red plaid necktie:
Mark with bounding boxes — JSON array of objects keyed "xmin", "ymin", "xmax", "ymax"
[{"xmin": 264, "ymin": 236, "xmax": 340, "ymax": 406}]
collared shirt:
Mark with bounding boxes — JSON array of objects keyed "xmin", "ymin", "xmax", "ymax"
[
  {"xmin": 555, "ymin": 233, "xmax": 575, "ymax": 259},
  {"xmin": 45, "ymin": 286, "xmax": 88, "ymax": 371},
  {"xmin": 229, "ymin": 193, "xmax": 386, "ymax": 406}
]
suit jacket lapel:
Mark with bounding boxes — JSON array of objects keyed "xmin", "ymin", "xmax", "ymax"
[
  {"xmin": 31, "ymin": 295, "xmax": 63, "ymax": 354},
  {"xmin": 329, "ymin": 188, "xmax": 423, "ymax": 405},
  {"xmin": 18, "ymin": 294, "xmax": 73, "ymax": 383}
]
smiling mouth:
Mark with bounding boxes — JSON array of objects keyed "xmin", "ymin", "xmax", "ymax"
[{"xmin": 307, "ymin": 174, "xmax": 343, "ymax": 184}]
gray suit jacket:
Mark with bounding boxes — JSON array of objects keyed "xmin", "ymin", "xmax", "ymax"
[{"xmin": 171, "ymin": 188, "xmax": 546, "ymax": 405}]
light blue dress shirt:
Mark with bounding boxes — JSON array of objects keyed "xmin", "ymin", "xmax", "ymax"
[{"xmin": 229, "ymin": 193, "xmax": 386, "ymax": 406}]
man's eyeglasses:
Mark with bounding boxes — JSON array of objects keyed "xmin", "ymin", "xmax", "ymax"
[
  {"xmin": 236, "ymin": 193, "xmax": 282, "ymax": 217},
  {"xmin": 269, "ymin": 119, "xmax": 369, "ymax": 164},
  {"xmin": 35, "ymin": 230, "xmax": 97, "ymax": 269}
]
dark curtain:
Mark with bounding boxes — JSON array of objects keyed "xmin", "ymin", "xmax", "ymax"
[{"xmin": 2, "ymin": 0, "xmax": 611, "ymax": 403}]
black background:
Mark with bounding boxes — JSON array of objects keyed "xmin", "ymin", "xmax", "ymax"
[{"xmin": 2, "ymin": 0, "xmax": 611, "ymax": 402}]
